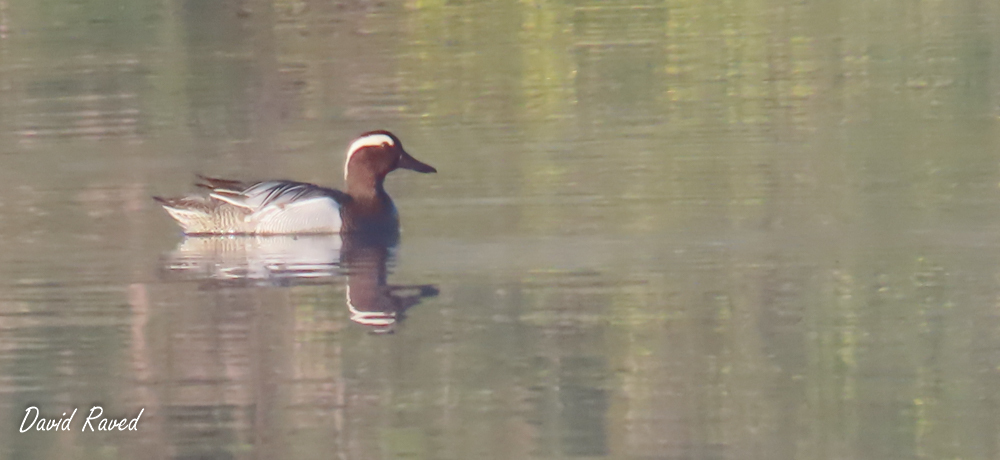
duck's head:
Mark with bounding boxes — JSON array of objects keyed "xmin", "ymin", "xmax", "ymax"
[{"xmin": 344, "ymin": 130, "xmax": 436, "ymax": 184}]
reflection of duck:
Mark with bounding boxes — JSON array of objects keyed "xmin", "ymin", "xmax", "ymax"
[
  {"xmin": 154, "ymin": 130, "xmax": 436, "ymax": 235},
  {"xmin": 161, "ymin": 235, "xmax": 343, "ymax": 286},
  {"xmin": 160, "ymin": 233, "xmax": 438, "ymax": 332},
  {"xmin": 340, "ymin": 233, "xmax": 439, "ymax": 334}
]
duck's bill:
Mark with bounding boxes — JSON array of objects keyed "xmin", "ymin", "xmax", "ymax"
[{"xmin": 398, "ymin": 151, "xmax": 437, "ymax": 173}]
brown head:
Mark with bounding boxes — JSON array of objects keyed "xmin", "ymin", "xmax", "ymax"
[{"xmin": 344, "ymin": 130, "xmax": 436, "ymax": 195}]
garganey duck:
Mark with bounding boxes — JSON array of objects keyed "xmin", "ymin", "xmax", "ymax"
[{"xmin": 154, "ymin": 130, "xmax": 436, "ymax": 235}]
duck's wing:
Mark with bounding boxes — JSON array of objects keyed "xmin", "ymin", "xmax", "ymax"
[
  {"xmin": 158, "ymin": 179, "xmax": 350, "ymax": 234},
  {"xmin": 195, "ymin": 175, "xmax": 250, "ymax": 191},
  {"xmin": 208, "ymin": 180, "xmax": 350, "ymax": 215}
]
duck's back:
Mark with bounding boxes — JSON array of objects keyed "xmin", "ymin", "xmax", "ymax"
[{"xmin": 156, "ymin": 180, "xmax": 346, "ymax": 235}]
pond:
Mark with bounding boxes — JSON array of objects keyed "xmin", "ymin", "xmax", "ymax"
[{"xmin": 1, "ymin": 0, "xmax": 999, "ymax": 459}]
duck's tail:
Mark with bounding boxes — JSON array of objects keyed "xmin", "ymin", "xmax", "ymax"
[{"xmin": 153, "ymin": 195, "xmax": 227, "ymax": 234}]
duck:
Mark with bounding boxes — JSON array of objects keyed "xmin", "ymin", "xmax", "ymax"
[{"xmin": 154, "ymin": 130, "xmax": 436, "ymax": 235}]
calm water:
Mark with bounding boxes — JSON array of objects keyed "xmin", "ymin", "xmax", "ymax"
[{"xmin": 1, "ymin": 0, "xmax": 1000, "ymax": 459}]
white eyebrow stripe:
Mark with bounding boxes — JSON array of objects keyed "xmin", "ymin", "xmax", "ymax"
[{"xmin": 345, "ymin": 134, "xmax": 394, "ymax": 179}]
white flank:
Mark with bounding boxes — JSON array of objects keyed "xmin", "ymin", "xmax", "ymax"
[{"xmin": 345, "ymin": 134, "xmax": 394, "ymax": 179}]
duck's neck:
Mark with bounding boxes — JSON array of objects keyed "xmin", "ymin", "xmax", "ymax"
[
  {"xmin": 344, "ymin": 173, "xmax": 399, "ymax": 233},
  {"xmin": 346, "ymin": 171, "xmax": 388, "ymax": 200}
]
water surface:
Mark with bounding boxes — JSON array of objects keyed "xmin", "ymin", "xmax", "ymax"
[{"xmin": 1, "ymin": 0, "xmax": 1000, "ymax": 459}]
